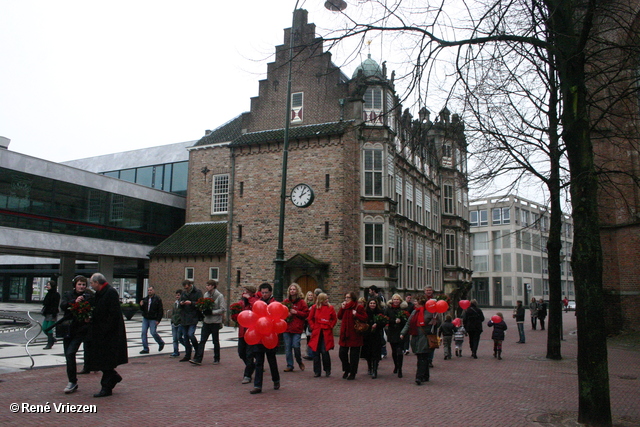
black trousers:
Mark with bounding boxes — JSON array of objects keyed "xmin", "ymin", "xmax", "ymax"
[
  {"xmin": 339, "ymin": 346, "xmax": 361, "ymax": 375},
  {"xmin": 196, "ymin": 322, "xmax": 221, "ymax": 362},
  {"xmin": 63, "ymin": 335, "xmax": 84, "ymax": 383},
  {"xmin": 416, "ymin": 353, "xmax": 430, "ymax": 381}
]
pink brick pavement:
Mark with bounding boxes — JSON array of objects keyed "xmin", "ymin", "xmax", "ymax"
[{"xmin": 1, "ymin": 309, "xmax": 638, "ymax": 426}]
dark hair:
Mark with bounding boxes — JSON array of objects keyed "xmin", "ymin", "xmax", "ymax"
[
  {"xmin": 346, "ymin": 291, "xmax": 358, "ymax": 302},
  {"xmin": 417, "ymin": 296, "xmax": 427, "ymax": 305},
  {"xmin": 175, "ymin": 289, "xmax": 182, "ymax": 294},
  {"xmin": 73, "ymin": 275, "xmax": 87, "ymax": 285},
  {"xmin": 47, "ymin": 280, "xmax": 58, "ymax": 290},
  {"xmin": 206, "ymin": 280, "xmax": 218, "ymax": 288},
  {"xmin": 369, "ymin": 285, "xmax": 379, "ymax": 293},
  {"xmin": 259, "ymin": 282, "xmax": 272, "ymax": 292},
  {"xmin": 182, "ymin": 280, "xmax": 193, "ymax": 287}
]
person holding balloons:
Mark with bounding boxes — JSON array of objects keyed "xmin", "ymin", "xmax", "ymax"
[
  {"xmin": 249, "ymin": 283, "xmax": 280, "ymax": 394},
  {"xmin": 487, "ymin": 313, "xmax": 508, "ymax": 359},
  {"xmin": 231, "ymin": 284, "xmax": 259, "ymax": 384},
  {"xmin": 400, "ymin": 295, "xmax": 440, "ymax": 385},
  {"xmin": 307, "ymin": 293, "xmax": 337, "ymax": 377}
]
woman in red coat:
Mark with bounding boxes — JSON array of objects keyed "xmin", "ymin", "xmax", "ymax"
[
  {"xmin": 283, "ymin": 283, "xmax": 309, "ymax": 372},
  {"xmin": 338, "ymin": 291, "xmax": 368, "ymax": 380},
  {"xmin": 308, "ymin": 293, "xmax": 337, "ymax": 377}
]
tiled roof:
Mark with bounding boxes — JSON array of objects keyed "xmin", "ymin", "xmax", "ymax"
[
  {"xmin": 149, "ymin": 222, "xmax": 227, "ymax": 257},
  {"xmin": 230, "ymin": 120, "xmax": 355, "ymax": 147},
  {"xmin": 193, "ymin": 115, "xmax": 245, "ymax": 147}
]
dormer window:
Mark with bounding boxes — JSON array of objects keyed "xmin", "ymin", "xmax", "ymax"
[
  {"xmin": 363, "ymin": 87, "xmax": 383, "ymax": 125},
  {"xmin": 291, "ymin": 92, "xmax": 303, "ymax": 123}
]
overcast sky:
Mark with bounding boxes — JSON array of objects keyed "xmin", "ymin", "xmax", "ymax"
[{"xmin": 0, "ymin": 0, "xmax": 371, "ymax": 163}]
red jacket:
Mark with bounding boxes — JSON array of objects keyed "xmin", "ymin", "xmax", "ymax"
[
  {"xmin": 338, "ymin": 301, "xmax": 368, "ymax": 347},
  {"xmin": 284, "ymin": 297, "xmax": 309, "ymax": 334},
  {"xmin": 308, "ymin": 303, "xmax": 337, "ymax": 351}
]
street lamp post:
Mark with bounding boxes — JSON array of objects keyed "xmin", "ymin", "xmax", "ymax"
[{"xmin": 273, "ymin": 1, "xmax": 347, "ymax": 301}]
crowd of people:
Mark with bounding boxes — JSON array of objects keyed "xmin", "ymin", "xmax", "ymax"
[{"xmin": 40, "ymin": 276, "xmax": 552, "ymax": 397}]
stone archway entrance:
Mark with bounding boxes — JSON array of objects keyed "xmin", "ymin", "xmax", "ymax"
[{"xmin": 284, "ymin": 253, "xmax": 329, "ymax": 296}]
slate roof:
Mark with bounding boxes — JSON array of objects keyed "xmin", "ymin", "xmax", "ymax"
[
  {"xmin": 231, "ymin": 120, "xmax": 355, "ymax": 147},
  {"xmin": 193, "ymin": 115, "xmax": 245, "ymax": 147},
  {"xmin": 149, "ymin": 222, "xmax": 227, "ymax": 257}
]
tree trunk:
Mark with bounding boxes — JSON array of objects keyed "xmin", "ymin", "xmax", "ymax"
[{"xmin": 550, "ymin": 0, "xmax": 612, "ymax": 422}]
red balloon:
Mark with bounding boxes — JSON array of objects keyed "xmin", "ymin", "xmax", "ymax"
[
  {"xmin": 262, "ymin": 332, "xmax": 279, "ymax": 349},
  {"xmin": 459, "ymin": 300, "xmax": 471, "ymax": 310},
  {"xmin": 436, "ymin": 300, "xmax": 449, "ymax": 314},
  {"xmin": 452, "ymin": 318, "xmax": 462, "ymax": 327},
  {"xmin": 273, "ymin": 318, "xmax": 288, "ymax": 334},
  {"xmin": 255, "ymin": 316, "xmax": 274, "ymax": 336},
  {"xmin": 491, "ymin": 315, "xmax": 502, "ymax": 324},
  {"xmin": 268, "ymin": 301, "xmax": 289, "ymax": 320},
  {"xmin": 426, "ymin": 299, "xmax": 437, "ymax": 313},
  {"xmin": 252, "ymin": 300, "xmax": 268, "ymax": 317},
  {"xmin": 244, "ymin": 328, "xmax": 261, "ymax": 345},
  {"xmin": 237, "ymin": 310, "xmax": 257, "ymax": 329}
]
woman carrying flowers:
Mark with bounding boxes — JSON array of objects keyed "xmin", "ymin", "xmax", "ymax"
[
  {"xmin": 361, "ymin": 298, "xmax": 387, "ymax": 379},
  {"xmin": 282, "ymin": 283, "xmax": 309, "ymax": 372},
  {"xmin": 59, "ymin": 275, "xmax": 93, "ymax": 394},
  {"xmin": 384, "ymin": 293, "xmax": 410, "ymax": 378},
  {"xmin": 338, "ymin": 291, "xmax": 368, "ymax": 380}
]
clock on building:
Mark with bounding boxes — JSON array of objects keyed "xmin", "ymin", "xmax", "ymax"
[{"xmin": 290, "ymin": 183, "xmax": 315, "ymax": 208}]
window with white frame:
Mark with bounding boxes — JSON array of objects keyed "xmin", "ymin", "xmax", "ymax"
[
  {"xmin": 479, "ymin": 209, "xmax": 488, "ymax": 226},
  {"xmin": 209, "ymin": 267, "xmax": 219, "ymax": 281},
  {"xmin": 425, "ymin": 193, "xmax": 432, "ymax": 229},
  {"xmin": 364, "ymin": 148, "xmax": 383, "ymax": 196},
  {"xmin": 212, "ymin": 174, "xmax": 230, "ymax": 214},
  {"xmin": 445, "ymin": 231, "xmax": 456, "ymax": 266},
  {"xmin": 444, "ymin": 184, "xmax": 454, "ymax": 214},
  {"xmin": 492, "ymin": 207, "xmax": 501, "ymax": 225},
  {"xmin": 185, "ymin": 267, "xmax": 194, "ymax": 280},
  {"xmin": 502, "ymin": 207, "xmax": 510, "ymax": 224},
  {"xmin": 470, "ymin": 210, "xmax": 479, "ymax": 227},
  {"xmin": 425, "ymin": 244, "xmax": 433, "ymax": 286},
  {"xmin": 291, "ymin": 92, "xmax": 303, "ymax": 123},
  {"xmin": 388, "ymin": 224, "xmax": 395, "ymax": 265},
  {"xmin": 395, "ymin": 175, "xmax": 403, "ymax": 215},
  {"xmin": 434, "ymin": 247, "xmax": 441, "ymax": 290},
  {"xmin": 364, "ymin": 221, "xmax": 384, "ymax": 263},
  {"xmin": 416, "ymin": 187, "xmax": 423, "ymax": 225},
  {"xmin": 407, "ymin": 234, "xmax": 414, "ymax": 289},
  {"xmin": 474, "ymin": 232, "xmax": 489, "ymax": 250},
  {"xmin": 363, "ymin": 87, "xmax": 383, "ymax": 124},
  {"xmin": 474, "ymin": 255, "xmax": 488, "ymax": 272},
  {"xmin": 406, "ymin": 181, "xmax": 414, "ymax": 220}
]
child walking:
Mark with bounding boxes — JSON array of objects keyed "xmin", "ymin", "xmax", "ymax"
[
  {"xmin": 487, "ymin": 312, "xmax": 508, "ymax": 360},
  {"xmin": 438, "ymin": 314, "xmax": 456, "ymax": 360},
  {"xmin": 453, "ymin": 319, "xmax": 466, "ymax": 357}
]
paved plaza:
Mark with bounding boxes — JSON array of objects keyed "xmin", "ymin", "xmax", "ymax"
[{"xmin": 0, "ymin": 303, "xmax": 638, "ymax": 426}]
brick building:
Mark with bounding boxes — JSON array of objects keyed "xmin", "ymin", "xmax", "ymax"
[
  {"xmin": 149, "ymin": 9, "xmax": 471, "ymax": 305},
  {"xmin": 588, "ymin": 4, "xmax": 640, "ymax": 332}
]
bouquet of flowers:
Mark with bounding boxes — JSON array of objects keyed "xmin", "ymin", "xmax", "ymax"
[
  {"xmin": 229, "ymin": 302, "xmax": 243, "ymax": 317},
  {"xmin": 396, "ymin": 310, "xmax": 410, "ymax": 322},
  {"xmin": 196, "ymin": 297, "xmax": 215, "ymax": 315},
  {"xmin": 373, "ymin": 314, "xmax": 390, "ymax": 326},
  {"xmin": 69, "ymin": 300, "xmax": 92, "ymax": 322},
  {"xmin": 436, "ymin": 294, "xmax": 451, "ymax": 304},
  {"xmin": 282, "ymin": 301, "xmax": 294, "ymax": 323}
]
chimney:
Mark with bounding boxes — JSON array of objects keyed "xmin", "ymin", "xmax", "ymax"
[{"xmin": 0, "ymin": 136, "xmax": 10, "ymax": 149}]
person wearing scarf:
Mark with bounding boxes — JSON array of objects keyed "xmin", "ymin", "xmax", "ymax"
[
  {"xmin": 337, "ymin": 291, "xmax": 368, "ymax": 380},
  {"xmin": 384, "ymin": 294, "xmax": 409, "ymax": 378},
  {"xmin": 400, "ymin": 296, "xmax": 439, "ymax": 385}
]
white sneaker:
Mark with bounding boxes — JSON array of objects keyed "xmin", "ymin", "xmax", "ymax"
[
  {"xmin": 64, "ymin": 382, "xmax": 78, "ymax": 394},
  {"xmin": 242, "ymin": 376, "xmax": 251, "ymax": 384}
]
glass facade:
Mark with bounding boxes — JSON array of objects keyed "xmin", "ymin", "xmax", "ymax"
[
  {"xmin": 100, "ymin": 161, "xmax": 188, "ymax": 196},
  {"xmin": 0, "ymin": 167, "xmax": 185, "ymax": 246}
]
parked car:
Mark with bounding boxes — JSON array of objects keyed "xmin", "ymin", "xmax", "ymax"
[{"xmin": 567, "ymin": 300, "xmax": 576, "ymax": 311}]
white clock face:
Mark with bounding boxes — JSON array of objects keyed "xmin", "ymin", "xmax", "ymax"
[{"xmin": 291, "ymin": 184, "xmax": 314, "ymax": 208}]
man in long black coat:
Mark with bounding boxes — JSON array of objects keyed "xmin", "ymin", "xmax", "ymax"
[{"xmin": 86, "ymin": 272, "xmax": 128, "ymax": 397}]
